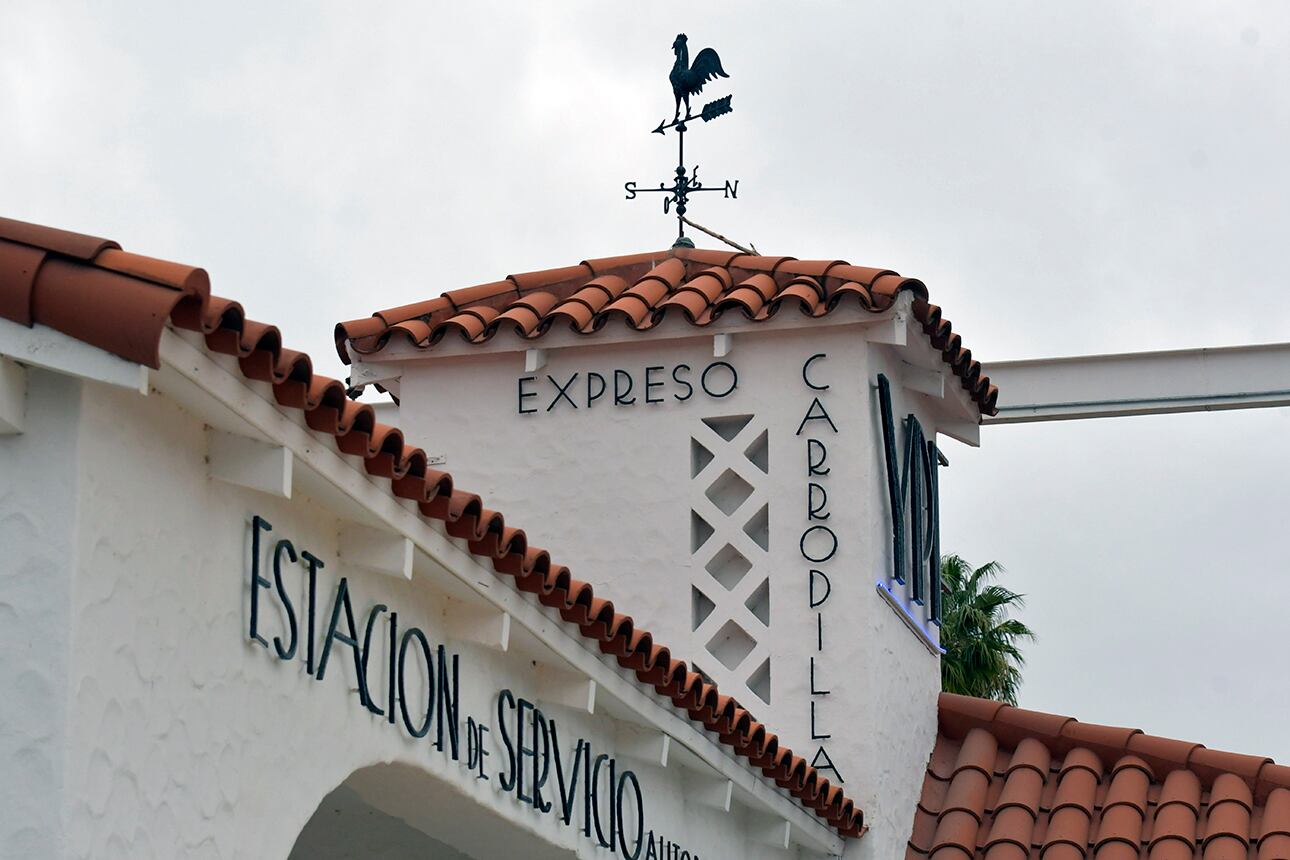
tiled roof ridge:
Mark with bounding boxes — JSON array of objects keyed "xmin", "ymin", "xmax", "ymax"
[
  {"xmin": 0, "ymin": 216, "xmax": 865, "ymax": 839},
  {"xmin": 937, "ymin": 692, "xmax": 1290, "ymax": 797},
  {"xmin": 334, "ymin": 246, "xmax": 1000, "ymax": 416},
  {"xmin": 907, "ymin": 692, "xmax": 1290, "ymax": 858}
]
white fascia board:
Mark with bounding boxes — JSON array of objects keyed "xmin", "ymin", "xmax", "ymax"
[
  {"xmin": 985, "ymin": 341, "xmax": 1290, "ymax": 424},
  {"xmin": 0, "ymin": 316, "xmax": 148, "ymax": 395},
  {"xmin": 154, "ymin": 329, "xmax": 845, "ymax": 855}
]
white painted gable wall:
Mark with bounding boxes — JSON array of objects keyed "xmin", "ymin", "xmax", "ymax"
[
  {"xmin": 0, "ymin": 354, "xmax": 858, "ymax": 858},
  {"xmin": 392, "ymin": 297, "xmax": 974, "ymax": 858}
]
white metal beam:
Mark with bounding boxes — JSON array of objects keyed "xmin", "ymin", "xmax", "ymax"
[
  {"xmin": 0, "ymin": 317, "xmax": 148, "ymax": 395},
  {"xmin": 985, "ymin": 341, "xmax": 1290, "ymax": 424}
]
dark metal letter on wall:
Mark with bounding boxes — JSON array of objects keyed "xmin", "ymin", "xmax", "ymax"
[{"xmin": 876, "ymin": 374, "xmax": 942, "ymax": 623}]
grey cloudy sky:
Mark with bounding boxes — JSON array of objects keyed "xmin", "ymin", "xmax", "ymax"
[{"xmin": 4, "ymin": 2, "xmax": 1289, "ymax": 759}]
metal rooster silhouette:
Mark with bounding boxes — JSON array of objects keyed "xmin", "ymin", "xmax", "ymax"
[{"xmin": 669, "ymin": 34, "xmax": 728, "ymax": 121}]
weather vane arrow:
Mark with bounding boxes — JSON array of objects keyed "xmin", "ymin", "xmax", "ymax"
[{"xmin": 624, "ymin": 33, "xmax": 742, "ymax": 248}]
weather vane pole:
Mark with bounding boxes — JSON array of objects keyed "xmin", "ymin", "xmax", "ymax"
[{"xmin": 624, "ymin": 33, "xmax": 739, "ymax": 247}]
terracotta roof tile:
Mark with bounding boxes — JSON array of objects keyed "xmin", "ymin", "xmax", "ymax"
[
  {"xmin": 336, "ymin": 247, "xmax": 999, "ymax": 416},
  {"xmin": 911, "ymin": 694, "xmax": 1290, "ymax": 858},
  {"xmin": 0, "ymin": 216, "xmax": 866, "ymax": 840}
]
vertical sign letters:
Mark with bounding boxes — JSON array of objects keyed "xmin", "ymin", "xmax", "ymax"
[{"xmin": 797, "ymin": 353, "xmax": 844, "ymax": 784}]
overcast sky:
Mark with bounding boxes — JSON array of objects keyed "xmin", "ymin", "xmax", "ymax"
[{"xmin": 4, "ymin": 2, "xmax": 1289, "ymax": 760}]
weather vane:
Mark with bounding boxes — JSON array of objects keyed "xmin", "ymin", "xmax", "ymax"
[{"xmin": 624, "ymin": 34, "xmax": 740, "ymax": 248}]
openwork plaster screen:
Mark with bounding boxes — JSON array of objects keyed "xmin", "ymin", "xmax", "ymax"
[{"xmin": 689, "ymin": 413, "xmax": 771, "ymax": 706}]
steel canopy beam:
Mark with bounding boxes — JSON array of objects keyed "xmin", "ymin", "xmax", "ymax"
[{"xmin": 985, "ymin": 341, "xmax": 1290, "ymax": 424}]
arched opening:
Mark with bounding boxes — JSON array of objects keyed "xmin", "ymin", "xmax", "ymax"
[{"xmin": 289, "ymin": 762, "xmax": 575, "ymax": 859}]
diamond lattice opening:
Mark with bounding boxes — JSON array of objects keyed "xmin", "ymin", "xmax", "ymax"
[
  {"xmin": 705, "ymin": 544, "xmax": 752, "ymax": 590},
  {"xmin": 705, "ymin": 620, "xmax": 756, "ymax": 670},
  {"xmin": 692, "ymin": 586, "xmax": 716, "ymax": 631},
  {"xmin": 743, "ymin": 503, "xmax": 769, "ymax": 551},
  {"xmin": 705, "ymin": 468, "xmax": 754, "ymax": 516},
  {"xmin": 702, "ymin": 414, "xmax": 753, "ymax": 442},
  {"xmin": 744, "ymin": 429, "xmax": 769, "ymax": 474},
  {"xmin": 746, "ymin": 658, "xmax": 771, "ymax": 705},
  {"xmin": 745, "ymin": 578, "xmax": 770, "ymax": 627},
  {"xmin": 690, "ymin": 510, "xmax": 714, "ymax": 553},
  {"xmin": 690, "ymin": 437, "xmax": 714, "ymax": 478}
]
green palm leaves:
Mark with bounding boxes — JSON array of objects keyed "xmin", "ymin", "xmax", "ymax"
[{"xmin": 939, "ymin": 555, "xmax": 1035, "ymax": 705}]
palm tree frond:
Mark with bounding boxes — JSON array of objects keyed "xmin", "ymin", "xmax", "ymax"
[{"xmin": 939, "ymin": 554, "xmax": 1034, "ymax": 706}]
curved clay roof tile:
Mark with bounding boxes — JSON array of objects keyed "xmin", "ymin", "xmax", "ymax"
[
  {"xmin": 870, "ymin": 273, "xmax": 927, "ymax": 307},
  {"xmin": 599, "ymin": 294, "xmax": 655, "ymax": 328},
  {"xmin": 94, "ymin": 249, "xmax": 210, "ymax": 296},
  {"xmin": 581, "ymin": 251, "xmax": 667, "ymax": 276},
  {"xmin": 0, "ymin": 239, "xmax": 47, "ymax": 324},
  {"xmin": 827, "ymin": 264, "xmax": 892, "ymax": 286},
  {"xmin": 768, "ymin": 281, "xmax": 824, "ymax": 316},
  {"xmin": 636, "ymin": 256, "xmax": 687, "ymax": 288},
  {"xmin": 374, "ymin": 296, "xmax": 453, "ymax": 327},
  {"xmin": 441, "ymin": 281, "xmax": 516, "ymax": 312},
  {"xmin": 655, "ymin": 289, "xmax": 712, "ymax": 322},
  {"xmin": 776, "ymin": 259, "xmax": 848, "ymax": 280},
  {"xmin": 543, "ymin": 302, "xmax": 595, "ymax": 331},
  {"xmin": 670, "ymin": 246, "xmax": 739, "ymax": 268},
  {"xmin": 716, "ymin": 285, "xmax": 770, "ymax": 318},
  {"xmin": 728, "ymin": 254, "xmax": 795, "ymax": 275},
  {"xmin": 0, "ymin": 215, "xmax": 119, "ymax": 260},
  {"xmin": 674, "ymin": 268, "xmax": 732, "ymax": 301},
  {"xmin": 777, "ymin": 274, "xmax": 826, "ymax": 301},
  {"xmin": 506, "ymin": 263, "xmax": 593, "ymax": 292},
  {"xmin": 621, "ymin": 276, "xmax": 673, "ymax": 308},
  {"xmin": 33, "ymin": 260, "xmax": 190, "ymax": 367},
  {"xmin": 981, "ymin": 806, "xmax": 1035, "ymax": 860},
  {"xmin": 826, "ymin": 282, "xmax": 876, "ymax": 311},
  {"xmin": 386, "ymin": 319, "xmax": 434, "ymax": 348},
  {"xmin": 573, "ymin": 276, "xmax": 631, "ymax": 307},
  {"xmin": 489, "ymin": 305, "xmax": 546, "ymax": 339},
  {"xmin": 432, "ymin": 307, "xmax": 499, "ymax": 342}
]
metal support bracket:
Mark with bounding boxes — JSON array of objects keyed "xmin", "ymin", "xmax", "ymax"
[
  {"xmin": 338, "ymin": 521, "xmax": 414, "ymax": 580},
  {"xmin": 615, "ymin": 725, "xmax": 671, "ymax": 769},
  {"xmin": 207, "ymin": 429, "xmax": 293, "ymax": 498},
  {"xmin": 535, "ymin": 664, "xmax": 596, "ymax": 715},
  {"xmin": 442, "ymin": 599, "xmax": 511, "ymax": 652}
]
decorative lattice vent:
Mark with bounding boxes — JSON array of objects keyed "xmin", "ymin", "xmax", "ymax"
[{"xmin": 689, "ymin": 414, "xmax": 771, "ymax": 705}]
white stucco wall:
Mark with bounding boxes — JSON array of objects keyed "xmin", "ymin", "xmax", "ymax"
[
  {"xmin": 393, "ymin": 310, "xmax": 957, "ymax": 858},
  {"xmin": 2, "ymin": 371, "xmax": 838, "ymax": 859},
  {"xmin": 0, "ymin": 370, "xmax": 82, "ymax": 859}
]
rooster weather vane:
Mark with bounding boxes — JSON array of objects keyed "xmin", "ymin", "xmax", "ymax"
[{"xmin": 624, "ymin": 34, "xmax": 740, "ymax": 247}]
